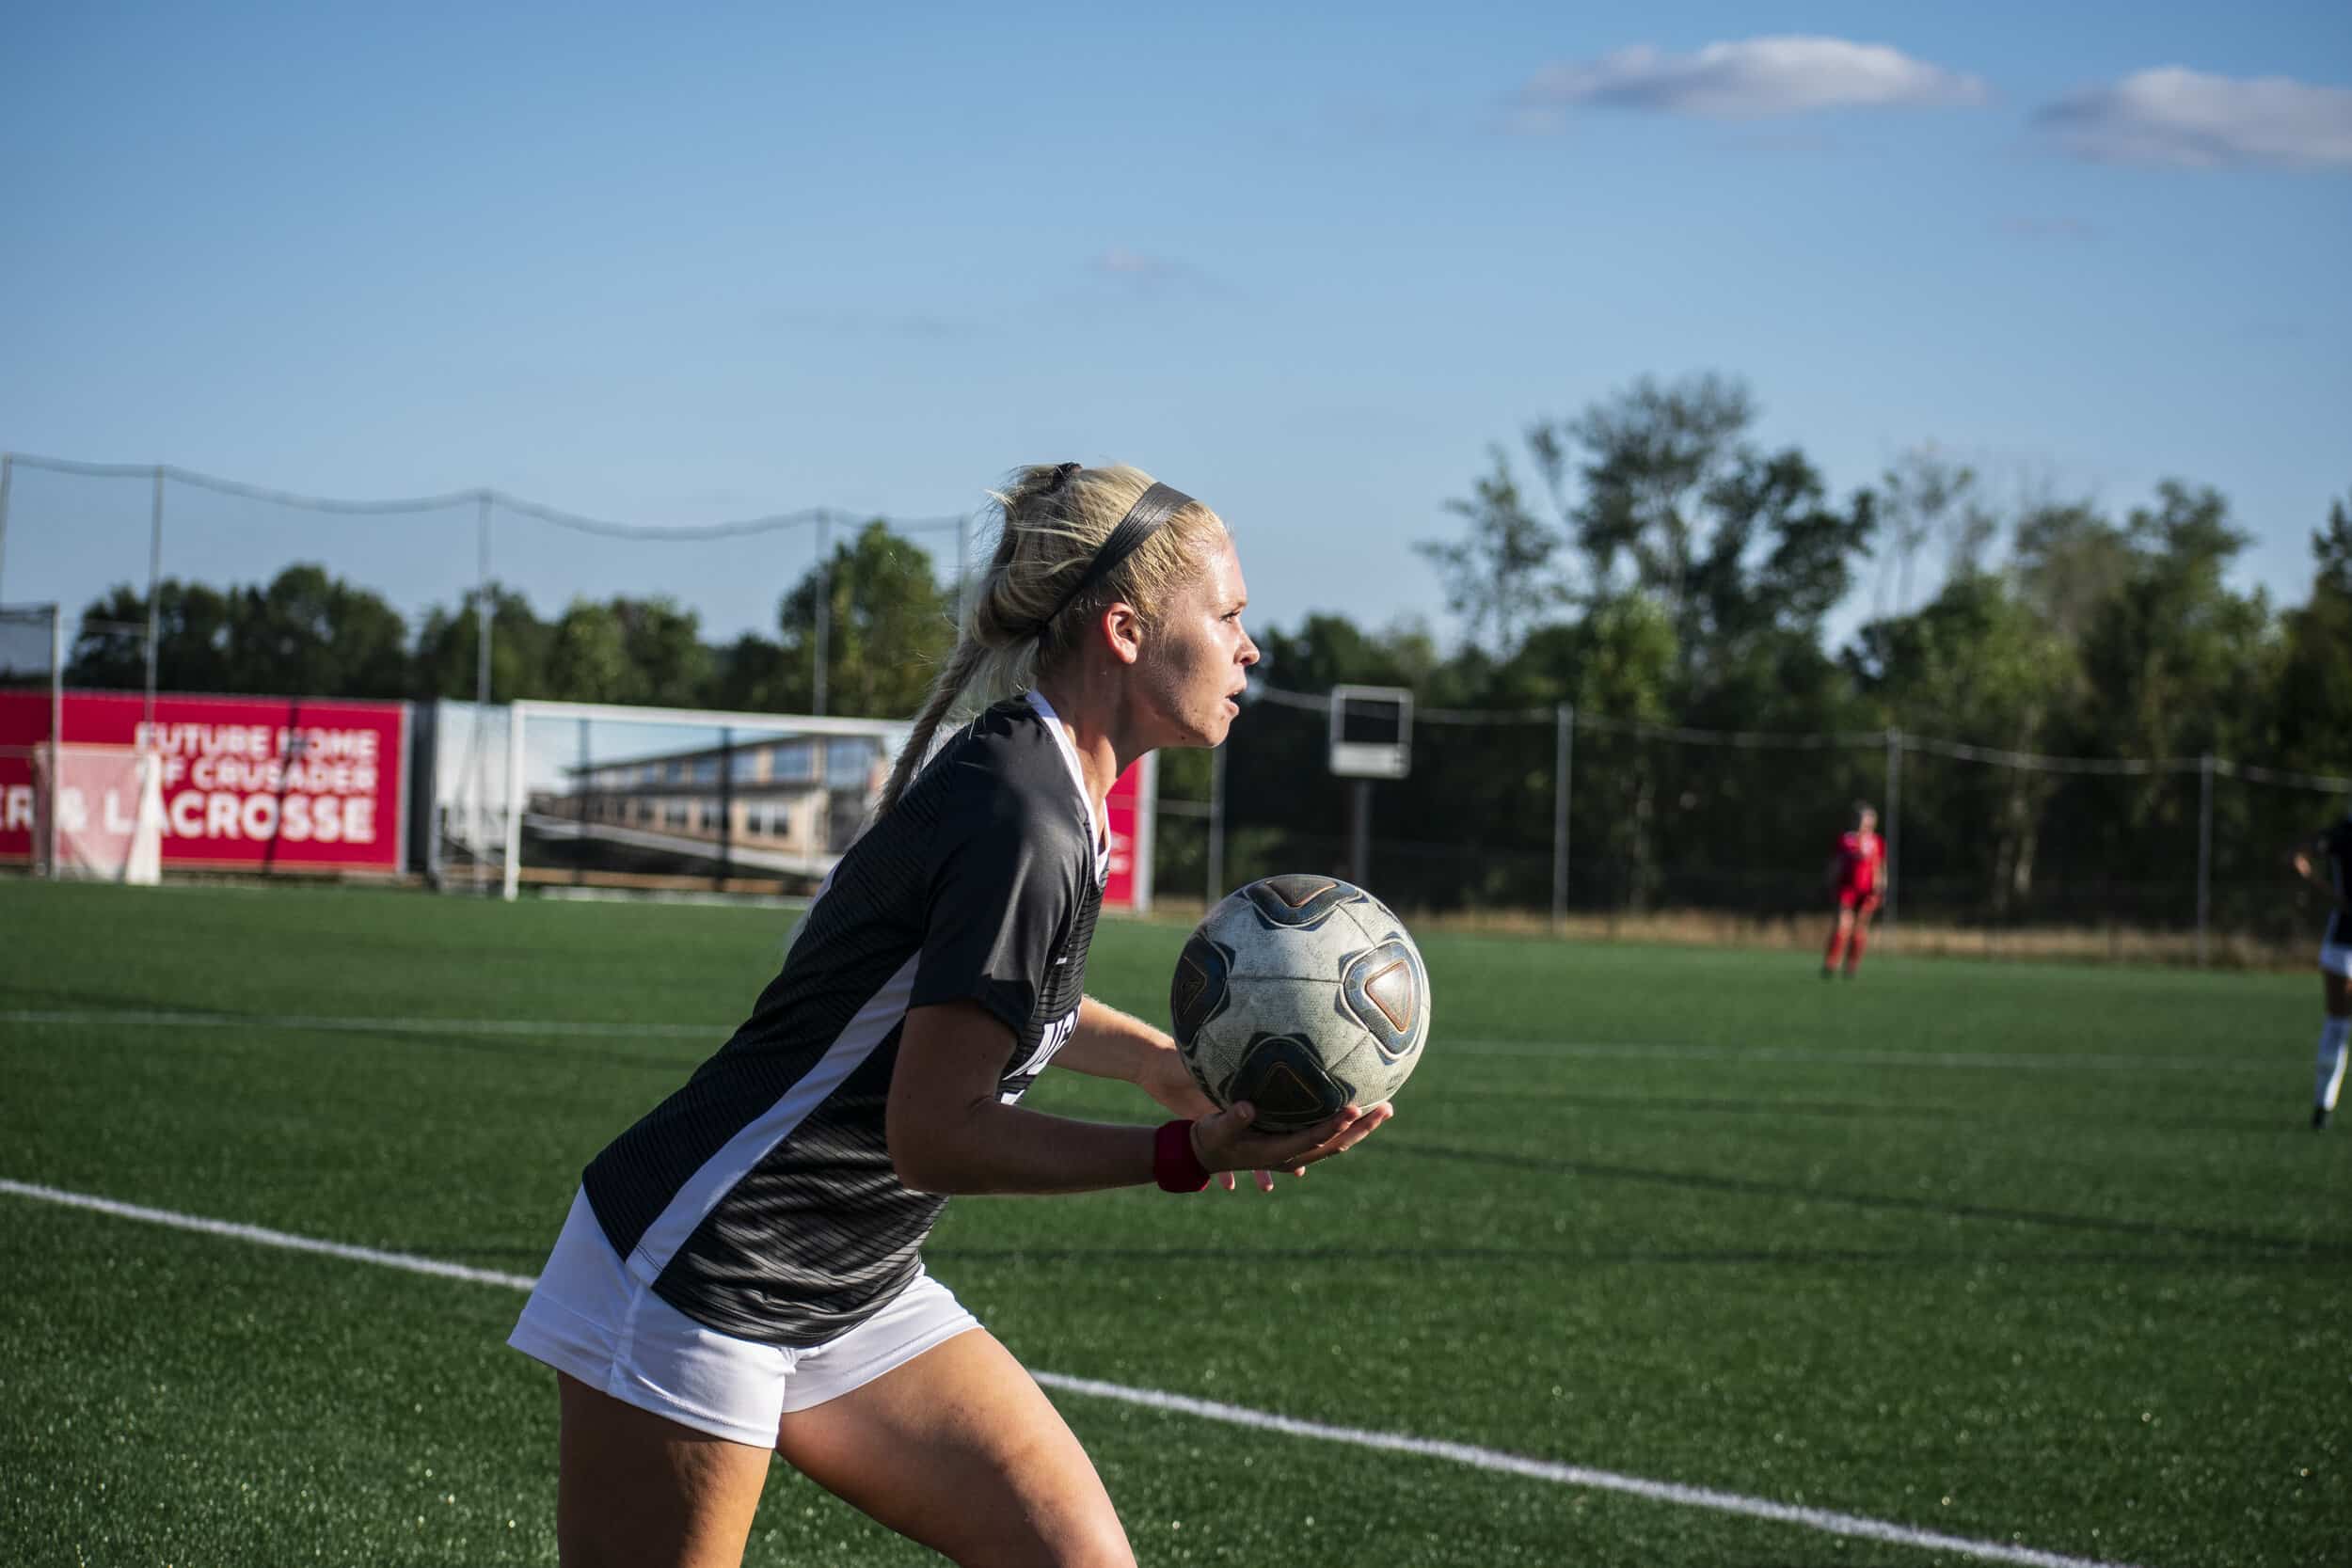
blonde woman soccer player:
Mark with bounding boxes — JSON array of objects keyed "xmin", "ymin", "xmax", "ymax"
[
  {"xmin": 2291, "ymin": 811, "xmax": 2352, "ymax": 1130},
  {"xmin": 508, "ymin": 463, "xmax": 1392, "ymax": 1568}
]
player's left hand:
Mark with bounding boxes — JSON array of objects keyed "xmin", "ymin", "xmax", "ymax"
[{"xmin": 1140, "ymin": 1046, "xmax": 1278, "ymax": 1193}]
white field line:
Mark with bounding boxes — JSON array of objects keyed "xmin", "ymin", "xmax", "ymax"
[
  {"xmin": 0, "ymin": 1007, "xmax": 719, "ymax": 1039},
  {"xmin": 1, "ymin": 1177, "xmax": 2146, "ymax": 1568},
  {"xmin": 1, "ymin": 1007, "xmax": 2262, "ymax": 1073}
]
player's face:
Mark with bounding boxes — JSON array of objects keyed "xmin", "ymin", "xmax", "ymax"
[
  {"xmin": 1136, "ymin": 533, "xmax": 1258, "ymax": 749},
  {"xmin": 1860, "ymin": 811, "xmax": 1878, "ymax": 834}
]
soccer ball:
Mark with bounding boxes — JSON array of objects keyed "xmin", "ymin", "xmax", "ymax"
[{"xmin": 1168, "ymin": 875, "xmax": 1431, "ymax": 1133}]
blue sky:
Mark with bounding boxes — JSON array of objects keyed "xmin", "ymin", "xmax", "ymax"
[{"xmin": 4, "ymin": 2, "xmax": 2346, "ymax": 659}]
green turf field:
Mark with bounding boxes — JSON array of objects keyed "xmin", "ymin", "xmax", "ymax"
[{"xmin": 3, "ymin": 879, "xmax": 2344, "ymax": 1566}]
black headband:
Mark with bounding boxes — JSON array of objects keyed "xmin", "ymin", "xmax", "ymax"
[{"xmin": 1033, "ymin": 480, "xmax": 1195, "ymax": 638}]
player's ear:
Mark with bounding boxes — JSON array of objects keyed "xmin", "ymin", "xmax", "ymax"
[{"xmin": 1102, "ymin": 601, "xmax": 1145, "ymax": 667}]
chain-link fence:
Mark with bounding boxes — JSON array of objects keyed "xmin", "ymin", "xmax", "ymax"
[
  {"xmin": 1156, "ymin": 686, "xmax": 2347, "ymax": 962},
  {"xmin": 0, "ymin": 451, "xmax": 972, "ymax": 721}
]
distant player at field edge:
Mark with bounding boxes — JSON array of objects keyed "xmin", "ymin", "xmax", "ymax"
[
  {"xmin": 2290, "ymin": 810, "xmax": 2352, "ymax": 1130},
  {"xmin": 1821, "ymin": 801, "xmax": 1886, "ymax": 980}
]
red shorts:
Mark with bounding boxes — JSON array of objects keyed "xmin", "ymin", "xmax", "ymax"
[{"xmin": 1836, "ymin": 888, "xmax": 1880, "ymax": 912}]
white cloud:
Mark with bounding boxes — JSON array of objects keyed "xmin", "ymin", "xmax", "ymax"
[
  {"xmin": 2034, "ymin": 68, "xmax": 2352, "ymax": 169},
  {"xmin": 1517, "ymin": 36, "xmax": 1987, "ymax": 123},
  {"xmin": 1093, "ymin": 247, "xmax": 1169, "ymax": 277},
  {"xmin": 1086, "ymin": 248, "xmax": 1221, "ymax": 296}
]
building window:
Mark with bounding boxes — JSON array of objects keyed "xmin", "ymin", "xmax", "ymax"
[{"xmin": 827, "ymin": 738, "xmax": 877, "ymax": 789}]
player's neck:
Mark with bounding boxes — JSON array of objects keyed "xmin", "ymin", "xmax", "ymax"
[{"xmin": 1029, "ymin": 673, "xmax": 1131, "ymax": 822}]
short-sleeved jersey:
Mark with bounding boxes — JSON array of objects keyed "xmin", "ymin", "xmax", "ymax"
[
  {"xmin": 1835, "ymin": 831, "xmax": 1884, "ymax": 894},
  {"xmin": 580, "ymin": 691, "xmax": 1107, "ymax": 1348},
  {"xmin": 2319, "ymin": 819, "xmax": 2352, "ymax": 946}
]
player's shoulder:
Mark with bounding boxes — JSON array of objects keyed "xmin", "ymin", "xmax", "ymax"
[{"xmin": 926, "ymin": 700, "xmax": 1089, "ymax": 850}]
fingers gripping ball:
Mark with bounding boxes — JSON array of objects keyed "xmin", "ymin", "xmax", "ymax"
[{"xmin": 1169, "ymin": 874, "xmax": 1431, "ymax": 1132}]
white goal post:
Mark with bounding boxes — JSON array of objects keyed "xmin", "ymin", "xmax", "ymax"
[{"xmin": 500, "ymin": 699, "xmax": 911, "ymax": 902}]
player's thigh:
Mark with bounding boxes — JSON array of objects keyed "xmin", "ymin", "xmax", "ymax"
[
  {"xmin": 772, "ymin": 1328, "xmax": 1134, "ymax": 1568},
  {"xmin": 556, "ymin": 1371, "xmax": 773, "ymax": 1568},
  {"xmin": 2324, "ymin": 967, "xmax": 2351, "ymax": 1016}
]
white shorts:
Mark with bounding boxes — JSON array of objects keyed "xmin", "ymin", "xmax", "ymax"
[
  {"xmin": 506, "ymin": 1188, "xmax": 979, "ymax": 1447},
  {"xmin": 2323, "ymin": 943, "xmax": 2352, "ymax": 979}
]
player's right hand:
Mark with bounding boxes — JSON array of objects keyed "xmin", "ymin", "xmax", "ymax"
[{"xmin": 1191, "ymin": 1101, "xmax": 1392, "ymax": 1178}]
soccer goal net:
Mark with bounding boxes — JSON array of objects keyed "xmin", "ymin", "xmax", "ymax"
[{"xmin": 493, "ymin": 700, "xmax": 911, "ymax": 900}]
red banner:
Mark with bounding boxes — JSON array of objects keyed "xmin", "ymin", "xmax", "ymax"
[
  {"xmin": 0, "ymin": 691, "xmax": 407, "ymax": 874},
  {"xmin": 1103, "ymin": 752, "xmax": 1154, "ymax": 911}
]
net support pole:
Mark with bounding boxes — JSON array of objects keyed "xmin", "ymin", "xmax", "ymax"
[
  {"xmin": 955, "ymin": 512, "xmax": 970, "ymax": 634},
  {"xmin": 144, "ymin": 466, "xmax": 164, "ymax": 736},
  {"xmin": 1884, "ymin": 726, "xmax": 1902, "ymax": 946},
  {"xmin": 0, "ymin": 451, "xmax": 14, "ymax": 601},
  {"xmin": 2196, "ymin": 752, "xmax": 2215, "ymax": 967},
  {"xmin": 47, "ymin": 601, "xmax": 63, "ymax": 879},
  {"xmin": 1207, "ymin": 739, "xmax": 1227, "ymax": 905},
  {"xmin": 813, "ymin": 512, "xmax": 831, "ymax": 718},
  {"xmin": 1349, "ymin": 778, "xmax": 1372, "ymax": 890},
  {"xmin": 471, "ymin": 490, "xmax": 494, "ymax": 893},
  {"xmin": 575, "ymin": 716, "xmax": 590, "ymax": 888},
  {"xmin": 501, "ymin": 698, "xmax": 526, "ymax": 902},
  {"xmin": 1551, "ymin": 703, "xmax": 1572, "ymax": 933},
  {"xmin": 718, "ymin": 726, "xmax": 735, "ymax": 892}
]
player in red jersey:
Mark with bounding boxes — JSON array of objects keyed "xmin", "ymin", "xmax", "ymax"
[{"xmin": 1821, "ymin": 802, "xmax": 1886, "ymax": 979}]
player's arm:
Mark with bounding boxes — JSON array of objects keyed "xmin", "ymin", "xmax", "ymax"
[
  {"xmin": 886, "ymin": 1000, "xmax": 1383, "ymax": 1196},
  {"xmin": 1057, "ymin": 995, "xmax": 1209, "ymax": 1112},
  {"xmin": 1054, "ymin": 996, "xmax": 1177, "ymax": 1085},
  {"xmin": 1057, "ymin": 996, "xmax": 1274, "ymax": 1190}
]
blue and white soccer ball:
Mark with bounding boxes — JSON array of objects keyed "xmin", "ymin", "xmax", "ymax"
[{"xmin": 1169, "ymin": 875, "xmax": 1432, "ymax": 1133}]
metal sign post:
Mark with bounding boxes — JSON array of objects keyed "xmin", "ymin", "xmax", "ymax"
[{"xmin": 1327, "ymin": 685, "xmax": 1412, "ymax": 891}]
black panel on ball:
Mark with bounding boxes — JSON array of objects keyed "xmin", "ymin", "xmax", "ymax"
[
  {"xmin": 1240, "ymin": 875, "xmax": 1361, "ymax": 932},
  {"xmin": 1340, "ymin": 939, "xmax": 1424, "ymax": 1059},
  {"xmin": 1228, "ymin": 1033, "xmax": 1355, "ymax": 1132},
  {"xmin": 1168, "ymin": 935, "xmax": 1233, "ymax": 1049}
]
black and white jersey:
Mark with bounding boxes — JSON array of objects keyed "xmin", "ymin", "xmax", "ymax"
[
  {"xmin": 580, "ymin": 691, "xmax": 1108, "ymax": 1348},
  {"xmin": 2322, "ymin": 818, "xmax": 2352, "ymax": 947}
]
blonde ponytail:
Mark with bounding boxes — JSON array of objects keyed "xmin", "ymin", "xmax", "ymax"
[{"xmin": 871, "ymin": 461, "xmax": 1227, "ymax": 816}]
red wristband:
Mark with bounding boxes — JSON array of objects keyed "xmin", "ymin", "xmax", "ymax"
[{"xmin": 1153, "ymin": 1118, "xmax": 1211, "ymax": 1193}]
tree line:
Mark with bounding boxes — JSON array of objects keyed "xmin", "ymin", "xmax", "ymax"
[
  {"xmin": 62, "ymin": 372, "xmax": 2352, "ymax": 931},
  {"xmin": 65, "ymin": 516, "xmax": 956, "ymax": 721},
  {"xmin": 1190, "ymin": 372, "xmax": 2350, "ymax": 932}
]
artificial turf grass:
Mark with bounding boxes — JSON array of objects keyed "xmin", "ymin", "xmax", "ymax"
[{"xmin": 3, "ymin": 879, "xmax": 2346, "ymax": 1565}]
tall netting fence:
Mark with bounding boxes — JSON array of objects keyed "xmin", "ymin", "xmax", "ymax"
[
  {"xmin": 1162, "ymin": 688, "xmax": 2349, "ymax": 961},
  {"xmin": 0, "ymin": 452, "xmax": 972, "ymax": 721},
  {"xmin": 495, "ymin": 701, "xmax": 908, "ymax": 899}
]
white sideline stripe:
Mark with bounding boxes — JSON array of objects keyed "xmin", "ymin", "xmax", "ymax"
[
  {"xmin": 0, "ymin": 1007, "xmax": 719, "ymax": 1040},
  {"xmin": 2, "ymin": 1007, "xmax": 2264, "ymax": 1074},
  {"xmin": 1032, "ymin": 1371, "xmax": 2138, "ymax": 1568},
  {"xmin": 0, "ymin": 1177, "xmax": 2144, "ymax": 1568},
  {"xmin": 0, "ymin": 1179, "xmax": 539, "ymax": 1291}
]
